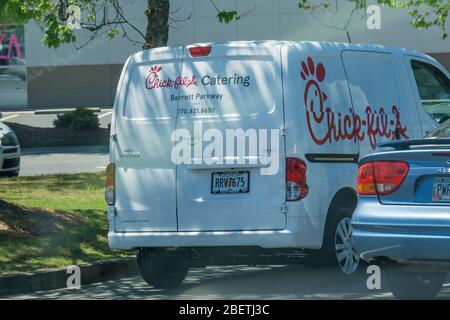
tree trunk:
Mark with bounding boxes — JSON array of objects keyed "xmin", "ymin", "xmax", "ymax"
[{"xmin": 144, "ymin": 0, "xmax": 170, "ymax": 49}]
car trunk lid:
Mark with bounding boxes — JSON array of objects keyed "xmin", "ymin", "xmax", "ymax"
[{"xmin": 374, "ymin": 146, "xmax": 450, "ymax": 206}]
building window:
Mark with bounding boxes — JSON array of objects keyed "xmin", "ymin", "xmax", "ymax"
[{"xmin": 0, "ymin": 24, "xmax": 27, "ymax": 108}]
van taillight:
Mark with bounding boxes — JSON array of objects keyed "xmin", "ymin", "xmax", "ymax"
[
  {"xmin": 189, "ymin": 46, "xmax": 211, "ymax": 57},
  {"xmin": 357, "ymin": 161, "xmax": 409, "ymax": 196},
  {"xmin": 286, "ymin": 158, "xmax": 308, "ymax": 201},
  {"xmin": 105, "ymin": 164, "xmax": 115, "ymax": 205}
]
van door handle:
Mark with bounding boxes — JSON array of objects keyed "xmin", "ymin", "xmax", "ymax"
[{"xmin": 111, "ymin": 134, "xmax": 117, "ymax": 142}]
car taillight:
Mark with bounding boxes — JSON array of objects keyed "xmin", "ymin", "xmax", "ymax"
[
  {"xmin": 357, "ymin": 161, "xmax": 409, "ymax": 196},
  {"xmin": 357, "ymin": 162, "xmax": 376, "ymax": 195},
  {"xmin": 105, "ymin": 163, "xmax": 115, "ymax": 205},
  {"xmin": 286, "ymin": 158, "xmax": 308, "ymax": 201},
  {"xmin": 189, "ymin": 46, "xmax": 211, "ymax": 57}
]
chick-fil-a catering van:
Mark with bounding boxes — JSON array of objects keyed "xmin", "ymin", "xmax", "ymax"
[{"xmin": 106, "ymin": 41, "xmax": 450, "ymax": 287}]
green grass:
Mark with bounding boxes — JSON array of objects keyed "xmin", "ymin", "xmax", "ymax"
[{"xmin": 0, "ymin": 173, "xmax": 131, "ymax": 274}]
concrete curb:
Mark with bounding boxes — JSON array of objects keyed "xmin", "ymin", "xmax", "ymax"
[{"xmin": 0, "ymin": 256, "xmax": 138, "ymax": 296}]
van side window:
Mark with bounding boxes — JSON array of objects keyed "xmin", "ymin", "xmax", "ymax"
[{"xmin": 411, "ymin": 60, "xmax": 450, "ymax": 124}]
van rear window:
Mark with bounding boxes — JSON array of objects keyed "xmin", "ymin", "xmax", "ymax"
[
  {"xmin": 123, "ymin": 58, "xmax": 276, "ymax": 120},
  {"xmin": 176, "ymin": 58, "xmax": 275, "ymax": 118},
  {"xmin": 123, "ymin": 63, "xmax": 181, "ymax": 120}
]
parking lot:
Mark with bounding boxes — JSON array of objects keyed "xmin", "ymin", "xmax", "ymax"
[
  {"xmin": 19, "ymin": 145, "xmax": 108, "ymax": 176},
  {"xmin": 3, "ymin": 265, "xmax": 450, "ymax": 300},
  {"xmin": 0, "ymin": 109, "xmax": 110, "ymax": 176}
]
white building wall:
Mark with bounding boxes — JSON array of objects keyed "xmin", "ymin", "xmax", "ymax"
[
  {"xmin": 24, "ymin": 0, "xmax": 450, "ymax": 68},
  {"xmin": 16, "ymin": 0, "xmax": 449, "ymax": 109}
]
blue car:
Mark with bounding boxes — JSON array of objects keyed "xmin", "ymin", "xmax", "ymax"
[{"xmin": 352, "ymin": 120, "xmax": 450, "ymax": 299}]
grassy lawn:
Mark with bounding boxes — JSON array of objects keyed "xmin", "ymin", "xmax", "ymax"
[{"xmin": 0, "ymin": 173, "xmax": 131, "ymax": 275}]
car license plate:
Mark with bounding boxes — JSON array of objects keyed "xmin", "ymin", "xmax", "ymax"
[
  {"xmin": 211, "ymin": 171, "xmax": 249, "ymax": 194},
  {"xmin": 432, "ymin": 177, "xmax": 450, "ymax": 202}
]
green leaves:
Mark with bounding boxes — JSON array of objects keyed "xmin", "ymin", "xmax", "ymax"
[
  {"xmin": 218, "ymin": 0, "xmax": 449, "ymax": 40},
  {"xmin": 0, "ymin": 1, "xmax": 27, "ymax": 23},
  {"xmin": 217, "ymin": 10, "xmax": 238, "ymax": 23},
  {"xmin": 106, "ymin": 27, "xmax": 120, "ymax": 39},
  {"xmin": 0, "ymin": 0, "xmax": 132, "ymax": 49},
  {"xmin": 53, "ymin": 107, "xmax": 100, "ymax": 131},
  {"xmin": 2, "ymin": 0, "xmax": 449, "ymax": 50},
  {"xmin": 41, "ymin": 11, "xmax": 76, "ymax": 48},
  {"xmin": 379, "ymin": 0, "xmax": 450, "ymax": 39},
  {"xmin": 300, "ymin": 0, "xmax": 450, "ymax": 40}
]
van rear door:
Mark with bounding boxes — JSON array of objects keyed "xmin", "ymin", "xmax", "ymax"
[
  {"xmin": 175, "ymin": 42, "xmax": 286, "ymax": 231},
  {"xmin": 113, "ymin": 47, "xmax": 183, "ymax": 232}
]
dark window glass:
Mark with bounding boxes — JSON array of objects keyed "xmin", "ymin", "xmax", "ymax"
[
  {"xmin": 425, "ymin": 119, "xmax": 450, "ymax": 138},
  {"xmin": 411, "ymin": 60, "xmax": 450, "ymax": 124}
]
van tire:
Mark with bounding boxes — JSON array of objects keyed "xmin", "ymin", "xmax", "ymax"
[
  {"xmin": 137, "ymin": 248, "xmax": 189, "ymax": 288},
  {"xmin": 308, "ymin": 206, "xmax": 361, "ymax": 274},
  {"xmin": 385, "ymin": 265, "xmax": 445, "ymax": 300}
]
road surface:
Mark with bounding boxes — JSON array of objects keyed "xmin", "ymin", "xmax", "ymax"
[
  {"xmin": 4, "ymin": 265, "xmax": 450, "ymax": 300},
  {"xmin": 19, "ymin": 146, "xmax": 109, "ymax": 176}
]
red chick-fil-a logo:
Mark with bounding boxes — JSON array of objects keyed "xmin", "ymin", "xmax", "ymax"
[
  {"xmin": 145, "ymin": 65, "xmax": 198, "ymax": 90},
  {"xmin": 301, "ymin": 57, "xmax": 409, "ymax": 150},
  {"xmin": 0, "ymin": 32, "xmax": 22, "ymax": 65}
]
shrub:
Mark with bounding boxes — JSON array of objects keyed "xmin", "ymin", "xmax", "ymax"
[{"xmin": 54, "ymin": 107, "xmax": 100, "ymax": 131}]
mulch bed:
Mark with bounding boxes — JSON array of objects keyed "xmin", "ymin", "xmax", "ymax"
[
  {"xmin": 4, "ymin": 122, "xmax": 110, "ymax": 148},
  {"xmin": 0, "ymin": 199, "xmax": 82, "ymax": 239}
]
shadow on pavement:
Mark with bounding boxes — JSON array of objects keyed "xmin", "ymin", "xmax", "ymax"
[{"xmin": 6, "ymin": 265, "xmax": 400, "ymax": 300}]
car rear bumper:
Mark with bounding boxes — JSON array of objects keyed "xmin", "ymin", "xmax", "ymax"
[{"xmin": 352, "ymin": 197, "xmax": 450, "ymax": 264}]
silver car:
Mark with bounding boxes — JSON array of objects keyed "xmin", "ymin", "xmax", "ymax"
[
  {"xmin": 352, "ymin": 120, "xmax": 450, "ymax": 299},
  {"xmin": 0, "ymin": 121, "xmax": 21, "ymax": 177}
]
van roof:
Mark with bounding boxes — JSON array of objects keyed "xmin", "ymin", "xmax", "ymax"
[{"xmin": 139, "ymin": 40, "xmax": 434, "ymax": 63}]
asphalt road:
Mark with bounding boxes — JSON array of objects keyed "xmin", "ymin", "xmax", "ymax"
[
  {"xmin": 19, "ymin": 146, "xmax": 109, "ymax": 176},
  {"xmin": 4, "ymin": 265, "xmax": 450, "ymax": 300}
]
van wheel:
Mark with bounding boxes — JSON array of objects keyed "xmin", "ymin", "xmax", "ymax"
[
  {"xmin": 385, "ymin": 265, "xmax": 445, "ymax": 300},
  {"xmin": 137, "ymin": 248, "xmax": 189, "ymax": 288},
  {"xmin": 308, "ymin": 206, "xmax": 361, "ymax": 275}
]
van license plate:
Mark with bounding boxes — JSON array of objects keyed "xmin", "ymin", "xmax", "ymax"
[
  {"xmin": 211, "ymin": 171, "xmax": 249, "ymax": 194},
  {"xmin": 432, "ymin": 177, "xmax": 450, "ymax": 202}
]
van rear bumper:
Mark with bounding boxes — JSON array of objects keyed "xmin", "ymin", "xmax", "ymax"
[
  {"xmin": 108, "ymin": 229, "xmax": 302, "ymax": 249},
  {"xmin": 107, "ymin": 211, "xmax": 322, "ymax": 249}
]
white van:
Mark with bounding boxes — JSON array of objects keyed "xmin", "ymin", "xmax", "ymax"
[{"xmin": 106, "ymin": 41, "xmax": 450, "ymax": 287}]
